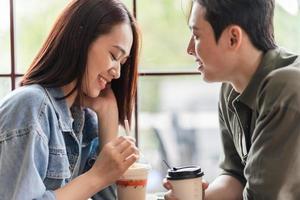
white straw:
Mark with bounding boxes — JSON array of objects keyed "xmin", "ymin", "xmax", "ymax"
[{"xmin": 124, "ymin": 119, "xmax": 130, "ymax": 136}]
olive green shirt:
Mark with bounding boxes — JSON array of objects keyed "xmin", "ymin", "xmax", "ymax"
[{"xmin": 219, "ymin": 48, "xmax": 300, "ymax": 199}]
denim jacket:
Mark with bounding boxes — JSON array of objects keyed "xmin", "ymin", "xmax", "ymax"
[{"xmin": 0, "ymin": 84, "xmax": 112, "ymax": 200}]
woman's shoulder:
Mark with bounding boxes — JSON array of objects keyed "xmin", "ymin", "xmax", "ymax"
[
  {"xmin": 0, "ymin": 84, "xmax": 47, "ymax": 110},
  {"xmin": 0, "ymin": 84, "xmax": 52, "ymax": 132},
  {"xmin": 2, "ymin": 84, "xmax": 45, "ymax": 100}
]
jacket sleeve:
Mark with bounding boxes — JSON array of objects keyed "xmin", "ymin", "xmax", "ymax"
[{"xmin": 0, "ymin": 124, "xmax": 56, "ymax": 200}]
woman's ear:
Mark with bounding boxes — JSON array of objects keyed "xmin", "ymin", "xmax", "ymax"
[{"xmin": 227, "ymin": 25, "xmax": 242, "ymax": 50}]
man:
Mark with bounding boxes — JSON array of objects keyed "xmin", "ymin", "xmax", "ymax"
[{"xmin": 164, "ymin": 0, "xmax": 300, "ymax": 199}]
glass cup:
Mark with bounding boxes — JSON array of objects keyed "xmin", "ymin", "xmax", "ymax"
[{"xmin": 116, "ymin": 163, "xmax": 151, "ymax": 200}]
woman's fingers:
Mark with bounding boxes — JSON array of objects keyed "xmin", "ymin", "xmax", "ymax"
[
  {"xmin": 121, "ymin": 143, "xmax": 139, "ymax": 160},
  {"xmin": 111, "ymin": 136, "xmax": 135, "ymax": 147},
  {"xmin": 123, "ymin": 154, "xmax": 139, "ymax": 169},
  {"xmin": 108, "ymin": 136, "xmax": 139, "ymax": 169},
  {"xmin": 114, "ymin": 136, "xmax": 137, "ymax": 159}
]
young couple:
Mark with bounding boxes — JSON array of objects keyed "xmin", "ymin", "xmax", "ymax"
[{"xmin": 0, "ymin": 0, "xmax": 299, "ymax": 199}]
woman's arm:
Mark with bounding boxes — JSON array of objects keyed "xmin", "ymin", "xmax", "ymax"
[
  {"xmin": 59, "ymin": 85, "xmax": 138, "ymax": 200},
  {"xmin": 55, "ymin": 136, "xmax": 138, "ymax": 200},
  {"xmin": 83, "ymin": 85, "xmax": 119, "ymax": 146}
]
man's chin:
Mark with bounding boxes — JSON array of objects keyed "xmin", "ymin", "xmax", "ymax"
[{"xmin": 201, "ymin": 74, "xmax": 218, "ymax": 83}]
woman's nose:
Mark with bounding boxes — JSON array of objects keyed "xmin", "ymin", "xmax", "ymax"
[{"xmin": 109, "ymin": 66, "xmax": 120, "ymax": 79}]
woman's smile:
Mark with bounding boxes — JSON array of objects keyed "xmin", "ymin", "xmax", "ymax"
[{"xmin": 97, "ymin": 75, "xmax": 107, "ymax": 90}]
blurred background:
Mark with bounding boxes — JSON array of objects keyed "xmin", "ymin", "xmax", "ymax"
[{"xmin": 1, "ymin": 0, "xmax": 300, "ymax": 193}]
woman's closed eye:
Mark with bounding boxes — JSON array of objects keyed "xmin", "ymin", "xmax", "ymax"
[
  {"xmin": 121, "ymin": 57, "xmax": 129, "ymax": 65},
  {"xmin": 110, "ymin": 51, "xmax": 129, "ymax": 65},
  {"xmin": 110, "ymin": 52, "xmax": 117, "ymax": 61}
]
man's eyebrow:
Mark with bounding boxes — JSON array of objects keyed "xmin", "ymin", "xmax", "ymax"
[{"xmin": 112, "ymin": 45, "xmax": 127, "ymax": 56}]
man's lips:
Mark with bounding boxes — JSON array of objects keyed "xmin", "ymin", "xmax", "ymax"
[{"xmin": 195, "ymin": 59, "xmax": 204, "ymax": 72}]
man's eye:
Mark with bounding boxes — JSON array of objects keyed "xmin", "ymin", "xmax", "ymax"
[{"xmin": 193, "ymin": 35, "xmax": 199, "ymax": 40}]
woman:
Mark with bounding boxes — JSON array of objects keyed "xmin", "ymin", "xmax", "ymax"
[{"xmin": 0, "ymin": 0, "xmax": 140, "ymax": 199}]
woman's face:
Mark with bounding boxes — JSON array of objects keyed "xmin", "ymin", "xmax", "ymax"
[{"xmin": 83, "ymin": 23, "xmax": 133, "ymax": 98}]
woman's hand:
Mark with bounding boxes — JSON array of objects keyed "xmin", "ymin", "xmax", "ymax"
[
  {"xmin": 163, "ymin": 178, "xmax": 209, "ymax": 200},
  {"xmin": 83, "ymin": 85, "xmax": 119, "ymax": 144},
  {"xmin": 90, "ymin": 136, "xmax": 139, "ymax": 186},
  {"xmin": 83, "ymin": 84, "xmax": 118, "ymax": 120}
]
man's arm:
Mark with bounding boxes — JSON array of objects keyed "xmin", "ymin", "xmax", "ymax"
[
  {"xmin": 205, "ymin": 175, "xmax": 243, "ymax": 200},
  {"xmin": 163, "ymin": 175, "xmax": 243, "ymax": 200},
  {"xmin": 164, "ymin": 85, "xmax": 246, "ymax": 200},
  {"xmin": 243, "ymin": 70, "xmax": 300, "ymax": 199}
]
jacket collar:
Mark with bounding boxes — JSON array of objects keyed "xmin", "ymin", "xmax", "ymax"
[{"xmin": 44, "ymin": 87, "xmax": 74, "ymax": 132}]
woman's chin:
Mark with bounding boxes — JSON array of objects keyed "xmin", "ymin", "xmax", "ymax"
[{"xmin": 86, "ymin": 90, "xmax": 101, "ymax": 98}]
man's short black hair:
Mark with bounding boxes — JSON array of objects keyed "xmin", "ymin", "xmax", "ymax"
[{"xmin": 195, "ymin": 0, "xmax": 277, "ymax": 51}]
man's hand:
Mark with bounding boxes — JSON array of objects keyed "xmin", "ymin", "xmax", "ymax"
[{"xmin": 163, "ymin": 178, "xmax": 209, "ymax": 200}]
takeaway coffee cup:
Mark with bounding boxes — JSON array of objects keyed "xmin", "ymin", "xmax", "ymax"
[
  {"xmin": 166, "ymin": 166, "xmax": 204, "ymax": 200},
  {"xmin": 116, "ymin": 163, "xmax": 151, "ymax": 200}
]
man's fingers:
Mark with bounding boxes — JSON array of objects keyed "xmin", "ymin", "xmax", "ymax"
[
  {"xmin": 163, "ymin": 178, "xmax": 172, "ymax": 190},
  {"xmin": 202, "ymin": 179, "xmax": 209, "ymax": 190},
  {"xmin": 164, "ymin": 190, "xmax": 178, "ymax": 200}
]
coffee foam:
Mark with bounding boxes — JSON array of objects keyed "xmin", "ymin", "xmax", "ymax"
[{"xmin": 120, "ymin": 163, "xmax": 151, "ymax": 180}]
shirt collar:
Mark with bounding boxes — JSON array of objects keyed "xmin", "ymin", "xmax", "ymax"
[{"xmin": 238, "ymin": 47, "xmax": 297, "ymax": 109}]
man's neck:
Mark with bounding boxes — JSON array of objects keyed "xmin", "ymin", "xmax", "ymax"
[{"xmin": 231, "ymin": 48, "xmax": 264, "ymax": 93}]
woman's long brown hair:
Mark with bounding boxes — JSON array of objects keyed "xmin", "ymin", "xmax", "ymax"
[{"xmin": 21, "ymin": 0, "xmax": 140, "ymax": 127}]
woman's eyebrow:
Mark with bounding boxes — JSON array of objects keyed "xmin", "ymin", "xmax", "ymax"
[{"xmin": 112, "ymin": 45, "xmax": 127, "ymax": 56}]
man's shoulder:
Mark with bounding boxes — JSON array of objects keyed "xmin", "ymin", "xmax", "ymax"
[
  {"xmin": 263, "ymin": 62, "xmax": 300, "ymax": 92},
  {"xmin": 258, "ymin": 65, "xmax": 300, "ymax": 110}
]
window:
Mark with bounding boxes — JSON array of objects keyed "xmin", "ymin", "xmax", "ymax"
[{"xmin": 1, "ymin": 0, "xmax": 300, "ymax": 194}]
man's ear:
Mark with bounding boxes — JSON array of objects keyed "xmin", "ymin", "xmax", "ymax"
[{"xmin": 227, "ymin": 25, "xmax": 242, "ymax": 50}]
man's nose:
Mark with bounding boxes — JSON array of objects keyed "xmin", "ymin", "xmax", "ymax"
[{"xmin": 187, "ymin": 37, "xmax": 195, "ymax": 56}]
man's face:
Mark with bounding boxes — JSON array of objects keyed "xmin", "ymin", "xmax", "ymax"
[{"xmin": 187, "ymin": 2, "xmax": 236, "ymax": 83}]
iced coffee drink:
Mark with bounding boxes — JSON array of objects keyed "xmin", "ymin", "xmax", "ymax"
[{"xmin": 116, "ymin": 163, "xmax": 151, "ymax": 200}]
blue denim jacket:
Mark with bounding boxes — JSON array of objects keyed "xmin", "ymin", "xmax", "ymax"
[{"xmin": 0, "ymin": 84, "xmax": 115, "ymax": 200}]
